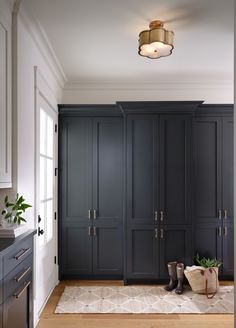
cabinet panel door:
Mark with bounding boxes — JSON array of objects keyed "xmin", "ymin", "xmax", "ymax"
[
  {"xmin": 93, "ymin": 224, "xmax": 123, "ymax": 275},
  {"xmin": 61, "ymin": 223, "xmax": 92, "ymax": 276},
  {"xmin": 194, "ymin": 118, "xmax": 222, "ymax": 223},
  {"xmin": 159, "ymin": 226, "xmax": 191, "ymax": 278},
  {"xmin": 159, "ymin": 115, "xmax": 192, "ymax": 224},
  {"xmin": 222, "ymin": 117, "xmax": 233, "ymax": 221},
  {"xmin": 127, "ymin": 116, "xmax": 157, "ymax": 225},
  {"xmin": 93, "ymin": 118, "xmax": 123, "ymax": 223},
  {"xmin": 3, "ymin": 280, "xmax": 32, "ymax": 328},
  {"xmin": 60, "ymin": 117, "xmax": 93, "ymax": 222},
  {"xmin": 222, "ymin": 222, "xmax": 234, "ymax": 277},
  {"xmin": 194, "ymin": 223, "xmax": 222, "ymax": 263},
  {"xmin": 127, "ymin": 226, "xmax": 158, "ymax": 279}
]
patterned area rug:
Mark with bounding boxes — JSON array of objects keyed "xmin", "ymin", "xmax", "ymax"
[{"xmin": 55, "ymin": 285, "xmax": 234, "ymax": 314}]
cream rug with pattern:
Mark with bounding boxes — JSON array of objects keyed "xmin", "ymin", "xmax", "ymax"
[{"xmin": 55, "ymin": 285, "xmax": 234, "ymax": 314}]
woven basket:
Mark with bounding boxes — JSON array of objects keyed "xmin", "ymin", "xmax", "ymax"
[{"xmin": 184, "ymin": 267, "xmax": 219, "ymax": 298}]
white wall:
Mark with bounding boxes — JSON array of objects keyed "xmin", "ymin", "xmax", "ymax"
[
  {"xmin": 16, "ymin": 0, "xmax": 63, "ymax": 229},
  {"xmin": 62, "ymin": 81, "xmax": 233, "ymax": 104},
  {"xmin": 0, "ymin": 0, "xmax": 64, "ymax": 224}
]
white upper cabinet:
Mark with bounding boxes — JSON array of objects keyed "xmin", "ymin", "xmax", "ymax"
[{"xmin": 0, "ymin": 0, "xmax": 12, "ymax": 188}]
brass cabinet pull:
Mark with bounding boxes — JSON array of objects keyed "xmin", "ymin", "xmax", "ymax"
[
  {"xmin": 218, "ymin": 226, "xmax": 222, "ymax": 236},
  {"xmin": 14, "ymin": 248, "xmax": 31, "ymax": 261},
  {"xmin": 88, "ymin": 210, "xmax": 92, "ymax": 219},
  {"xmin": 160, "ymin": 229, "xmax": 164, "ymax": 239},
  {"xmin": 154, "ymin": 211, "xmax": 158, "ymax": 221},
  {"xmin": 14, "ymin": 281, "xmax": 31, "ymax": 299},
  {"xmin": 15, "ymin": 266, "xmax": 31, "ymax": 283},
  {"xmin": 218, "ymin": 209, "xmax": 222, "ymax": 220},
  {"xmin": 224, "ymin": 210, "xmax": 227, "ymax": 220},
  {"xmin": 88, "ymin": 226, "xmax": 91, "ymax": 236},
  {"xmin": 160, "ymin": 211, "xmax": 164, "ymax": 221},
  {"xmin": 154, "ymin": 228, "xmax": 158, "ymax": 239},
  {"xmin": 93, "ymin": 210, "xmax": 97, "ymax": 219},
  {"xmin": 93, "ymin": 227, "xmax": 97, "ymax": 236},
  {"xmin": 224, "ymin": 226, "xmax": 228, "ymax": 237}
]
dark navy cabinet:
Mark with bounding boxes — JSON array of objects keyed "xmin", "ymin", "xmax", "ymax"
[
  {"xmin": 59, "ymin": 106, "xmax": 123, "ymax": 279},
  {"xmin": 59, "ymin": 102, "xmax": 233, "ymax": 282},
  {"xmin": 193, "ymin": 105, "xmax": 234, "ymax": 278},
  {"xmin": 121, "ymin": 101, "xmax": 200, "ymax": 281},
  {"xmin": 0, "ymin": 230, "xmax": 36, "ymax": 328}
]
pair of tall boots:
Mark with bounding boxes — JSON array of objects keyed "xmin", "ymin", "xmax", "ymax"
[{"xmin": 164, "ymin": 262, "xmax": 184, "ymax": 295}]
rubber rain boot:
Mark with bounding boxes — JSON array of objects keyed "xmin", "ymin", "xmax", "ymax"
[{"xmin": 164, "ymin": 261, "xmax": 178, "ymax": 291}]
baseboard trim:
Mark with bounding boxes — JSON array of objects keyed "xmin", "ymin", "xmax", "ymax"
[{"xmin": 60, "ymin": 274, "xmax": 123, "ymax": 280}]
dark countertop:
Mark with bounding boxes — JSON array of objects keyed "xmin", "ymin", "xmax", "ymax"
[{"xmin": 0, "ymin": 229, "xmax": 37, "ymax": 256}]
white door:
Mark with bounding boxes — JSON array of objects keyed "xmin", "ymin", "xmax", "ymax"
[{"xmin": 35, "ymin": 95, "xmax": 58, "ymax": 316}]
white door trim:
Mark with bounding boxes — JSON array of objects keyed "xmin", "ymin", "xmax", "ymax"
[{"xmin": 34, "ymin": 66, "xmax": 58, "ymax": 326}]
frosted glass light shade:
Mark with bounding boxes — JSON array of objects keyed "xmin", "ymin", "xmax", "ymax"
[{"xmin": 138, "ymin": 20, "xmax": 174, "ymax": 59}]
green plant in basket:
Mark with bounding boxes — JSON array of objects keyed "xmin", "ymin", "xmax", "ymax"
[
  {"xmin": 194, "ymin": 253, "xmax": 222, "ymax": 268},
  {"xmin": 1, "ymin": 194, "xmax": 32, "ymax": 225}
]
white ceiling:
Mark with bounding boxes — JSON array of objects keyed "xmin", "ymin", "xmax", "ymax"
[{"xmin": 31, "ymin": 0, "xmax": 234, "ymax": 86}]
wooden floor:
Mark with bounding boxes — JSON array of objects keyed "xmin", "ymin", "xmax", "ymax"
[{"xmin": 37, "ymin": 280, "xmax": 234, "ymax": 328}]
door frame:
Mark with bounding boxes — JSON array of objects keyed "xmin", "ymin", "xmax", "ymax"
[{"xmin": 34, "ymin": 66, "xmax": 59, "ymax": 324}]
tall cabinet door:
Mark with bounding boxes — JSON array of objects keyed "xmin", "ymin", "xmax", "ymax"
[
  {"xmin": 222, "ymin": 117, "xmax": 233, "ymax": 221},
  {"xmin": 127, "ymin": 226, "xmax": 158, "ymax": 279},
  {"xmin": 60, "ymin": 117, "xmax": 93, "ymax": 276},
  {"xmin": 222, "ymin": 222, "xmax": 234, "ymax": 277},
  {"xmin": 127, "ymin": 116, "xmax": 157, "ymax": 225},
  {"xmin": 222, "ymin": 117, "xmax": 234, "ymax": 276},
  {"xmin": 159, "ymin": 226, "xmax": 191, "ymax": 278},
  {"xmin": 92, "ymin": 118, "xmax": 123, "ymax": 274},
  {"xmin": 194, "ymin": 117, "xmax": 222, "ymax": 223},
  {"xmin": 194, "ymin": 223, "xmax": 222, "ymax": 261},
  {"xmin": 159, "ymin": 115, "xmax": 192, "ymax": 224}
]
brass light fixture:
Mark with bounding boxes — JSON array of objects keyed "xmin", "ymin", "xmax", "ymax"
[{"xmin": 138, "ymin": 20, "xmax": 174, "ymax": 59}]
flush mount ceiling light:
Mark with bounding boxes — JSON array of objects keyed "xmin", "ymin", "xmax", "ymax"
[{"xmin": 138, "ymin": 20, "xmax": 174, "ymax": 59}]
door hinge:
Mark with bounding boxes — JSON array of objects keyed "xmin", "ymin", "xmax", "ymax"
[
  {"xmin": 55, "ymin": 124, "xmax": 58, "ymax": 133},
  {"xmin": 54, "ymin": 256, "xmax": 57, "ymax": 264},
  {"xmin": 55, "ymin": 168, "xmax": 58, "ymax": 176},
  {"xmin": 54, "ymin": 212, "xmax": 57, "ymax": 220}
]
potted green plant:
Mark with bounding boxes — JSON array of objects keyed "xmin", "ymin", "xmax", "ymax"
[
  {"xmin": 194, "ymin": 254, "xmax": 222, "ymax": 269},
  {"xmin": 1, "ymin": 194, "xmax": 32, "ymax": 228}
]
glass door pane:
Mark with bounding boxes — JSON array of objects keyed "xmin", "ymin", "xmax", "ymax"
[{"xmin": 39, "ymin": 108, "xmax": 54, "ymax": 245}]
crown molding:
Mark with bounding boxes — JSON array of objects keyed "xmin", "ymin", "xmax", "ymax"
[
  {"xmin": 18, "ymin": 0, "xmax": 67, "ymax": 88},
  {"xmin": 63, "ymin": 80, "xmax": 233, "ymax": 91}
]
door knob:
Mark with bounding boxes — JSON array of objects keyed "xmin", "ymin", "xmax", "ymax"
[{"xmin": 38, "ymin": 227, "xmax": 44, "ymax": 236}]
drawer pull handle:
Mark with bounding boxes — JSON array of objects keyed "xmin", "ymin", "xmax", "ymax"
[
  {"xmin": 160, "ymin": 229, "xmax": 164, "ymax": 239},
  {"xmin": 14, "ymin": 248, "xmax": 31, "ymax": 261},
  {"xmin": 15, "ymin": 266, "xmax": 31, "ymax": 283},
  {"xmin": 14, "ymin": 281, "xmax": 31, "ymax": 299},
  {"xmin": 224, "ymin": 210, "xmax": 227, "ymax": 220},
  {"xmin": 160, "ymin": 211, "xmax": 164, "ymax": 221},
  {"xmin": 88, "ymin": 210, "xmax": 92, "ymax": 219},
  {"xmin": 154, "ymin": 211, "xmax": 158, "ymax": 221}
]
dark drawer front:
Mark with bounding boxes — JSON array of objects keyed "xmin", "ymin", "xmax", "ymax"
[
  {"xmin": 3, "ymin": 255, "xmax": 32, "ymax": 302},
  {"xmin": 3, "ymin": 238, "xmax": 33, "ymax": 277}
]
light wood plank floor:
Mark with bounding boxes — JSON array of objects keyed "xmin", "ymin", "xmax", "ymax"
[{"xmin": 37, "ymin": 280, "xmax": 234, "ymax": 328}]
